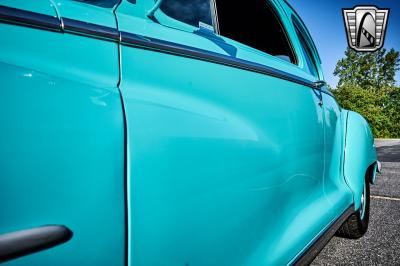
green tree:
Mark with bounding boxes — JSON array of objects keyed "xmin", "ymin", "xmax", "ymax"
[
  {"xmin": 332, "ymin": 47, "xmax": 400, "ymax": 138},
  {"xmin": 332, "ymin": 85, "xmax": 391, "ymax": 137},
  {"xmin": 384, "ymin": 86, "xmax": 400, "ymax": 137},
  {"xmin": 334, "ymin": 48, "xmax": 400, "ymax": 89}
]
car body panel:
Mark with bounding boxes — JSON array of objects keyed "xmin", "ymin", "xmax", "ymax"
[
  {"xmin": 51, "ymin": 0, "xmax": 118, "ymax": 28},
  {"xmin": 0, "ymin": 0, "xmax": 58, "ymax": 17},
  {"xmin": 0, "ymin": 0, "xmax": 379, "ymax": 265},
  {"xmin": 343, "ymin": 110, "xmax": 377, "ymax": 210},
  {"xmin": 118, "ymin": 46, "xmax": 325, "ymax": 265},
  {"xmin": 0, "ymin": 11, "xmax": 125, "ymax": 266},
  {"xmin": 115, "ymin": 2, "xmax": 358, "ymax": 264},
  {"xmin": 321, "ymin": 93, "xmax": 354, "ymax": 207}
]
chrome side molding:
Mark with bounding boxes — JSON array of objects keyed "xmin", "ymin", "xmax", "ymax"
[
  {"xmin": 119, "ymin": 31, "xmax": 316, "ymax": 89},
  {"xmin": 0, "ymin": 5, "xmax": 332, "ymax": 93},
  {"xmin": 62, "ymin": 17, "xmax": 120, "ymax": 41},
  {"xmin": 0, "ymin": 5, "xmax": 61, "ymax": 31}
]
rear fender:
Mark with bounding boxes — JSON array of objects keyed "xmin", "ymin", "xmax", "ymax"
[{"xmin": 343, "ymin": 110, "xmax": 378, "ymax": 210}]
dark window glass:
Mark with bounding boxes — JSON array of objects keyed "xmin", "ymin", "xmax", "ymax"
[
  {"xmin": 295, "ymin": 27, "xmax": 319, "ymax": 77},
  {"xmin": 160, "ymin": 0, "xmax": 213, "ymax": 28},
  {"xmin": 73, "ymin": 0, "xmax": 119, "ymax": 8},
  {"xmin": 215, "ymin": 0, "xmax": 296, "ymax": 63}
]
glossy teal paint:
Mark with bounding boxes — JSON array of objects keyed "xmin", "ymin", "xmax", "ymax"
[
  {"xmin": 343, "ymin": 110, "xmax": 377, "ymax": 211},
  {"xmin": 115, "ymin": 1, "xmax": 367, "ymax": 265},
  {"xmin": 0, "ymin": 0, "xmax": 58, "ymax": 17},
  {"xmin": 119, "ymin": 47, "xmax": 325, "ymax": 266},
  {"xmin": 0, "ymin": 8, "xmax": 125, "ymax": 266},
  {"xmin": 51, "ymin": 0, "xmax": 118, "ymax": 28},
  {"xmin": 320, "ymin": 93, "xmax": 353, "ymax": 212},
  {"xmin": 0, "ymin": 0, "xmax": 379, "ymax": 265}
]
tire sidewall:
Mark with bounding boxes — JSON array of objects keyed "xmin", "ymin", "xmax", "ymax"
[{"xmin": 357, "ymin": 178, "xmax": 370, "ymax": 234}]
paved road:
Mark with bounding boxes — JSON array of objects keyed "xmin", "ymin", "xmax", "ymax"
[{"xmin": 312, "ymin": 139, "xmax": 400, "ymax": 265}]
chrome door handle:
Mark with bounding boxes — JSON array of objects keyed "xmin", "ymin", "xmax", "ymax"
[
  {"xmin": 313, "ymin": 80, "xmax": 326, "ymax": 106},
  {"xmin": 0, "ymin": 225, "xmax": 73, "ymax": 263},
  {"xmin": 313, "ymin": 80, "xmax": 326, "ymax": 90}
]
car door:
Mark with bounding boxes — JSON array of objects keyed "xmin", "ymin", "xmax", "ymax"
[
  {"xmin": 0, "ymin": 1, "xmax": 125, "ymax": 265},
  {"xmin": 206, "ymin": 0, "xmax": 339, "ymax": 264},
  {"xmin": 282, "ymin": 0, "xmax": 354, "ymax": 234},
  {"xmin": 115, "ymin": 0, "xmax": 328, "ymax": 265}
]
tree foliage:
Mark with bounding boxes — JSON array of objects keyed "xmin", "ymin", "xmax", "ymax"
[
  {"xmin": 332, "ymin": 47, "xmax": 400, "ymax": 138},
  {"xmin": 384, "ymin": 86, "xmax": 400, "ymax": 137},
  {"xmin": 334, "ymin": 48, "xmax": 400, "ymax": 89}
]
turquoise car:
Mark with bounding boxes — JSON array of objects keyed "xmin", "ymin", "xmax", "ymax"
[{"xmin": 0, "ymin": 0, "xmax": 380, "ymax": 265}]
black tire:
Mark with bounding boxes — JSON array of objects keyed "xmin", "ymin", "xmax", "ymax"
[{"xmin": 336, "ymin": 177, "xmax": 370, "ymax": 239}]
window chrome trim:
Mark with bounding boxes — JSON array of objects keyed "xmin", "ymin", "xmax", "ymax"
[
  {"xmin": 0, "ymin": 5, "xmax": 322, "ymax": 90},
  {"xmin": 209, "ymin": 0, "xmax": 220, "ymax": 34},
  {"xmin": 119, "ymin": 31, "xmax": 315, "ymax": 88}
]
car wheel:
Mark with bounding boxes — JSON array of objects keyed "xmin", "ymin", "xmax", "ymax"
[{"xmin": 336, "ymin": 177, "xmax": 370, "ymax": 239}]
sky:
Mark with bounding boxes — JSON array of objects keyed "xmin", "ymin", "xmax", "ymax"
[{"xmin": 288, "ymin": 0, "xmax": 400, "ymax": 87}]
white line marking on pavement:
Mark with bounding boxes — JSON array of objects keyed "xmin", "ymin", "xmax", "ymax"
[{"xmin": 371, "ymin": 195, "xmax": 400, "ymax": 201}]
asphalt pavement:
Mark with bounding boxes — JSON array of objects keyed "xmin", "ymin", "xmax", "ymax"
[{"xmin": 312, "ymin": 139, "xmax": 400, "ymax": 265}]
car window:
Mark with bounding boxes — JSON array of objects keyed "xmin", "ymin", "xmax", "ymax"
[
  {"xmin": 290, "ymin": 13, "xmax": 322, "ymax": 77},
  {"xmin": 291, "ymin": 15, "xmax": 320, "ymax": 78},
  {"xmin": 295, "ymin": 27, "xmax": 319, "ymax": 78},
  {"xmin": 160, "ymin": 0, "xmax": 215, "ymax": 29},
  {"xmin": 214, "ymin": 0, "xmax": 296, "ymax": 64}
]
